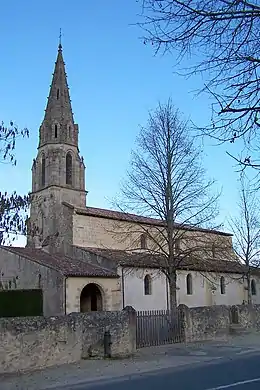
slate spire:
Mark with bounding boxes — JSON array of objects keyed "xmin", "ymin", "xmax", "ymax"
[
  {"xmin": 38, "ymin": 42, "xmax": 78, "ymax": 148},
  {"xmin": 43, "ymin": 43, "xmax": 74, "ymax": 124}
]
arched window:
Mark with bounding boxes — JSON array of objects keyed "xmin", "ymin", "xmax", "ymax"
[
  {"xmin": 54, "ymin": 124, "xmax": 58, "ymax": 138},
  {"xmin": 41, "ymin": 155, "xmax": 46, "ymax": 186},
  {"xmin": 220, "ymin": 276, "xmax": 225, "ymax": 295},
  {"xmin": 186, "ymin": 273, "xmax": 193, "ymax": 295},
  {"xmin": 66, "ymin": 152, "xmax": 72, "ymax": 185},
  {"xmin": 144, "ymin": 275, "xmax": 152, "ymax": 295},
  {"xmin": 251, "ymin": 279, "xmax": 257, "ymax": 296},
  {"xmin": 140, "ymin": 233, "xmax": 147, "ymax": 249},
  {"xmin": 57, "ymin": 89, "xmax": 59, "ymax": 100}
]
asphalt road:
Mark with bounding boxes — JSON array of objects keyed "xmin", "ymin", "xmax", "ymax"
[{"xmin": 65, "ymin": 353, "xmax": 260, "ymax": 390}]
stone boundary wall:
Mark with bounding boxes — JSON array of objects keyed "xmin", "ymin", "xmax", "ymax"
[
  {"xmin": 81, "ymin": 306, "xmax": 136, "ymax": 359},
  {"xmin": 0, "ymin": 307, "xmax": 136, "ymax": 374},
  {"xmin": 178, "ymin": 304, "xmax": 260, "ymax": 342}
]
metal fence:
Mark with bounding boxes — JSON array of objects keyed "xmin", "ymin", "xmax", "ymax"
[{"xmin": 136, "ymin": 309, "xmax": 184, "ymax": 348}]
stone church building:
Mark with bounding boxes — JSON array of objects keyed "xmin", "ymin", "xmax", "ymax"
[{"xmin": 0, "ymin": 43, "xmax": 259, "ymax": 316}]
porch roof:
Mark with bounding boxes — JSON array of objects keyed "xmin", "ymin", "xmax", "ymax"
[{"xmin": 1, "ymin": 246, "xmax": 118, "ymax": 278}]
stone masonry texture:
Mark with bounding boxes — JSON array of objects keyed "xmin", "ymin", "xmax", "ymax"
[
  {"xmin": 0, "ymin": 309, "xmax": 136, "ymax": 374},
  {"xmin": 179, "ymin": 303, "xmax": 260, "ymax": 342}
]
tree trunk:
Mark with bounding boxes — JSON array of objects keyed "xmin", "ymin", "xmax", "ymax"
[{"xmin": 168, "ymin": 270, "xmax": 177, "ymax": 311}]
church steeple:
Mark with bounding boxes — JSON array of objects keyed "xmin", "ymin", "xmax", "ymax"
[
  {"xmin": 39, "ymin": 43, "xmax": 78, "ymax": 148},
  {"xmin": 28, "ymin": 40, "xmax": 87, "ymax": 249},
  {"xmin": 31, "ymin": 41, "xmax": 86, "ymax": 200}
]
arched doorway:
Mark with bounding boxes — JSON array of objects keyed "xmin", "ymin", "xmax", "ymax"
[{"xmin": 80, "ymin": 283, "xmax": 103, "ymax": 312}]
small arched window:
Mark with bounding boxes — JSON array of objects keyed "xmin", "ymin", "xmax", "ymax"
[
  {"xmin": 54, "ymin": 124, "xmax": 58, "ymax": 138},
  {"xmin": 41, "ymin": 155, "xmax": 46, "ymax": 186},
  {"xmin": 251, "ymin": 279, "xmax": 257, "ymax": 296},
  {"xmin": 57, "ymin": 89, "xmax": 59, "ymax": 100},
  {"xmin": 66, "ymin": 152, "xmax": 72, "ymax": 185},
  {"xmin": 144, "ymin": 275, "xmax": 152, "ymax": 295},
  {"xmin": 186, "ymin": 273, "xmax": 193, "ymax": 295},
  {"xmin": 220, "ymin": 276, "xmax": 225, "ymax": 295},
  {"xmin": 140, "ymin": 233, "xmax": 147, "ymax": 249}
]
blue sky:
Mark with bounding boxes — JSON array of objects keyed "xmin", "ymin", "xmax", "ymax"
[{"xmin": 1, "ymin": 0, "xmax": 243, "ymax": 246}]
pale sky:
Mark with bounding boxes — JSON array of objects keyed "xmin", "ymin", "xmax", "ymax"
[{"xmin": 1, "ymin": 0, "xmax": 244, "ymax": 247}]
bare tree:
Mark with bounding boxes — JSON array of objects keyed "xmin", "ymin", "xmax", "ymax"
[
  {"xmin": 138, "ymin": 0, "xmax": 260, "ymax": 173},
  {"xmin": 228, "ymin": 175, "xmax": 260, "ymax": 303},
  {"xmin": 116, "ymin": 100, "xmax": 229, "ymax": 310},
  {"xmin": 0, "ymin": 121, "xmax": 29, "ymax": 244}
]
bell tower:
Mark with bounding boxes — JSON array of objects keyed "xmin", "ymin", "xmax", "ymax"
[{"xmin": 27, "ymin": 42, "xmax": 86, "ymax": 249}]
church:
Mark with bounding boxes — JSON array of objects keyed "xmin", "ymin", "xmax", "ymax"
[{"xmin": 0, "ymin": 43, "xmax": 259, "ymax": 316}]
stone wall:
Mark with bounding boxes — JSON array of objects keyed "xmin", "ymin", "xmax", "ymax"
[
  {"xmin": 234, "ymin": 304, "xmax": 260, "ymax": 330},
  {"xmin": 0, "ymin": 308, "xmax": 136, "ymax": 374},
  {"xmin": 179, "ymin": 304, "xmax": 260, "ymax": 342},
  {"xmin": 179, "ymin": 304, "xmax": 231, "ymax": 342},
  {"xmin": 72, "ymin": 213, "xmax": 233, "ymax": 255},
  {"xmin": 0, "ymin": 247, "xmax": 64, "ymax": 316},
  {"xmin": 81, "ymin": 307, "xmax": 136, "ymax": 359},
  {"xmin": 0, "ymin": 315, "xmax": 81, "ymax": 374}
]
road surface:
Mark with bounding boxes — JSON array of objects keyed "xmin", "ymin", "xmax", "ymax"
[{"xmin": 60, "ymin": 352, "xmax": 260, "ymax": 390}]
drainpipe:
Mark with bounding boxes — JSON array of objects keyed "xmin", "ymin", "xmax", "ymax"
[
  {"xmin": 121, "ymin": 267, "xmax": 125, "ymax": 309},
  {"xmin": 64, "ymin": 277, "xmax": 67, "ymax": 314},
  {"xmin": 166, "ymin": 274, "xmax": 169, "ymax": 311}
]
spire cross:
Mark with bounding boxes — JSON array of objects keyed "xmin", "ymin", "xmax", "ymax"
[{"xmin": 59, "ymin": 28, "xmax": 62, "ymax": 50}]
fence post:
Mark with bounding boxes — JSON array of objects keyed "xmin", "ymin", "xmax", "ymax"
[
  {"xmin": 123, "ymin": 305, "xmax": 137, "ymax": 353},
  {"xmin": 178, "ymin": 304, "xmax": 190, "ymax": 343}
]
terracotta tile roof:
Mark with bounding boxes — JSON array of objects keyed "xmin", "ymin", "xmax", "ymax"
[
  {"xmin": 83, "ymin": 247, "xmax": 247, "ymax": 274},
  {"xmin": 63, "ymin": 202, "xmax": 232, "ymax": 237},
  {"xmin": 1, "ymin": 246, "xmax": 118, "ymax": 278},
  {"xmin": 2, "ymin": 245, "xmax": 254, "ymax": 277}
]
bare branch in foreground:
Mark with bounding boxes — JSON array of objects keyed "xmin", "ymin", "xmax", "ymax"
[{"xmin": 138, "ymin": 0, "xmax": 260, "ymax": 180}]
